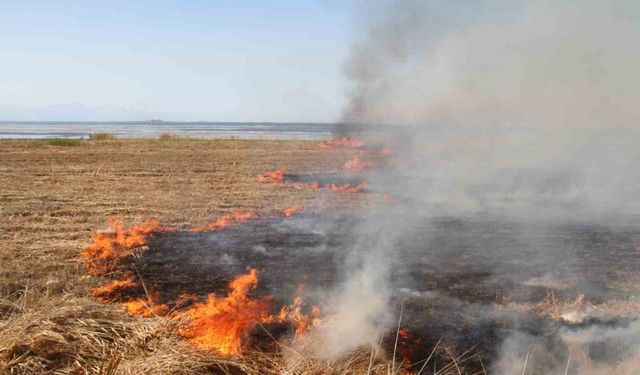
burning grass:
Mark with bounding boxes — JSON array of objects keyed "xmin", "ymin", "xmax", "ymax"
[
  {"xmin": 3, "ymin": 137, "xmax": 639, "ymax": 374},
  {"xmin": 0, "ymin": 138, "xmax": 361, "ymax": 374},
  {"xmin": 178, "ymin": 269, "xmax": 273, "ymax": 355},
  {"xmin": 189, "ymin": 211, "xmax": 256, "ymax": 232},
  {"xmin": 317, "ymin": 136, "xmax": 364, "ymax": 149},
  {"xmin": 81, "ymin": 218, "xmax": 160, "ymax": 275}
]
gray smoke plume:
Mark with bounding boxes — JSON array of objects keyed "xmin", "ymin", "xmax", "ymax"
[
  {"xmin": 344, "ymin": 0, "xmax": 640, "ymax": 218},
  {"xmin": 311, "ymin": 0, "xmax": 640, "ymax": 366}
]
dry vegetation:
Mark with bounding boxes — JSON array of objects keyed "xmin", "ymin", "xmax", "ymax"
[{"xmin": 0, "ymin": 138, "xmax": 391, "ymax": 374}]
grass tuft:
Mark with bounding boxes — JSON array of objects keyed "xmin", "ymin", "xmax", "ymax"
[
  {"xmin": 46, "ymin": 138, "xmax": 82, "ymax": 146},
  {"xmin": 90, "ymin": 132, "xmax": 116, "ymax": 141},
  {"xmin": 159, "ymin": 133, "xmax": 181, "ymax": 141}
]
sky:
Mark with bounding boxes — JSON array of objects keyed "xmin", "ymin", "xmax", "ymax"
[{"xmin": 0, "ymin": 1, "xmax": 352, "ymax": 122}]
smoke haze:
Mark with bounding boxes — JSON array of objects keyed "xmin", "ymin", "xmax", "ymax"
[
  {"xmin": 311, "ymin": 0, "xmax": 640, "ymax": 370},
  {"xmin": 344, "ymin": 0, "xmax": 640, "ymax": 217}
]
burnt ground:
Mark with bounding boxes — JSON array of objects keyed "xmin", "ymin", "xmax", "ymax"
[
  {"xmin": 283, "ymin": 172, "xmax": 365, "ymax": 187},
  {"xmin": 132, "ymin": 212, "xmax": 640, "ymax": 371}
]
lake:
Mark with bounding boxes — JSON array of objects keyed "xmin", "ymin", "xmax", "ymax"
[{"xmin": 0, "ymin": 121, "xmax": 334, "ymax": 140}]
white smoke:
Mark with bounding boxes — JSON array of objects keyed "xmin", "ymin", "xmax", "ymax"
[
  {"xmin": 344, "ymin": 0, "xmax": 640, "ymax": 218},
  {"xmin": 311, "ymin": 0, "xmax": 640, "ymax": 365}
]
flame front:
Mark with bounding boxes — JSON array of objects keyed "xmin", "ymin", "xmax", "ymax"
[
  {"xmin": 81, "ymin": 218, "xmax": 159, "ymax": 275},
  {"xmin": 123, "ymin": 298, "xmax": 169, "ymax": 317},
  {"xmin": 277, "ymin": 285, "xmax": 321, "ymax": 337},
  {"xmin": 329, "ymin": 183, "xmax": 366, "ymax": 193},
  {"xmin": 259, "ymin": 168, "xmax": 287, "ymax": 184},
  {"xmin": 90, "ymin": 276, "xmax": 138, "ymax": 302},
  {"xmin": 282, "ymin": 205, "xmax": 304, "ymax": 217},
  {"xmin": 179, "ymin": 269, "xmax": 272, "ymax": 356},
  {"xmin": 190, "ymin": 211, "xmax": 256, "ymax": 232},
  {"xmin": 344, "ymin": 149, "xmax": 391, "ymax": 170},
  {"xmin": 178, "ymin": 270, "xmax": 320, "ymax": 356},
  {"xmin": 84, "ymin": 219, "xmax": 322, "ymax": 356},
  {"xmin": 318, "ymin": 137, "xmax": 364, "ymax": 149}
]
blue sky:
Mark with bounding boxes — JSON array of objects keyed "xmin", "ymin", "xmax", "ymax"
[{"xmin": 0, "ymin": 1, "xmax": 353, "ymax": 121}]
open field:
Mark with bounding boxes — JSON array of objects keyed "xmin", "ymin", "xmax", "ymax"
[
  {"xmin": 2, "ymin": 138, "xmax": 640, "ymax": 375},
  {"xmin": 0, "ymin": 138, "xmax": 369, "ymax": 374}
]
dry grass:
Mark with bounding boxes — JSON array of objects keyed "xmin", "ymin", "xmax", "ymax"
[
  {"xmin": 45, "ymin": 138, "xmax": 83, "ymax": 146},
  {"xmin": 89, "ymin": 133, "xmax": 116, "ymax": 141},
  {"xmin": 0, "ymin": 138, "xmax": 397, "ymax": 374}
]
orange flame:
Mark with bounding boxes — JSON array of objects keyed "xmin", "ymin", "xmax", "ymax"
[
  {"xmin": 277, "ymin": 285, "xmax": 321, "ymax": 337},
  {"xmin": 178, "ymin": 271, "xmax": 321, "ymax": 356},
  {"xmin": 396, "ymin": 328, "xmax": 425, "ymax": 365},
  {"xmin": 308, "ymin": 181, "xmax": 319, "ymax": 191},
  {"xmin": 191, "ymin": 211, "xmax": 256, "ymax": 232},
  {"xmin": 344, "ymin": 155, "xmax": 380, "ymax": 170},
  {"xmin": 123, "ymin": 297, "xmax": 169, "ymax": 317},
  {"xmin": 84, "ymin": 220, "xmax": 322, "ymax": 354},
  {"xmin": 344, "ymin": 149, "xmax": 391, "ymax": 170},
  {"xmin": 90, "ymin": 276, "xmax": 138, "ymax": 302},
  {"xmin": 329, "ymin": 183, "xmax": 366, "ymax": 193},
  {"xmin": 259, "ymin": 168, "xmax": 287, "ymax": 184},
  {"xmin": 179, "ymin": 269, "xmax": 272, "ymax": 356},
  {"xmin": 318, "ymin": 137, "xmax": 365, "ymax": 149},
  {"xmin": 81, "ymin": 218, "xmax": 160, "ymax": 275},
  {"xmin": 282, "ymin": 205, "xmax": 304, "ymax": 217}
]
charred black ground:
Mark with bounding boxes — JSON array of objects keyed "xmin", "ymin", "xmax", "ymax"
[
  {"xmin": 282, "ymin": 172, "xmax": 365, "ymax": 187},
  {"xmin": 128, "ymin": 212, "xmax": 640, "ymax": 370}
]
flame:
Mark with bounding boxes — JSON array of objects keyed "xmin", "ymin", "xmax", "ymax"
[
  {"xmin": 329, "ymin": 183, "xmax": 366, "ymax": 193},
  {"xmin": 344, "ymin": 155, "xmax": 380, "ymax": 170},
  {"xmin": 90, "ymin": 276, "xmax": 138, "ymax": 302},
  {"xmin": 179, "ymin": 269, "xmax": 273, "ymax": 356},
  {"xmin": 318, "ymin": 137, "xmax": 364, "ymax": 149},
  {"xmin": 81, "ymin": 218, "xmax": 159, "ymax": 275},
  {"xmin": 343, "ymin": 149, "xmax": 391, "ymax": 170},
  {"xmin": 277, "ymin": 285, "xmax": 321, "ymax": 337},
  {"xmin": 396, "ymin": 328, "xmax": 425, "ymax": 365},
  {"xmin": 308, "ymin": 181, "xmax": 319, "ymax": 190},
  {"xmin": 84, "ymin": 219, "xmax": 323, "ymax": 355},
  {"xmin": 178, "ymin": 270, "xmax": 321, "ymax": 356},
  {"xmin": 123, "ymin": 298, "xmax": 169, "ymax": 317},
  {"xmin": 191, "ymin": 211, "xmax": 256, "ymax": 232},
  {"xmin": 282, "ymin": 205, "xmax": 304, "ymax": 217},
  {"xmin": 259, "ymin": 168, "xmax": 287, "ymax": 184}
]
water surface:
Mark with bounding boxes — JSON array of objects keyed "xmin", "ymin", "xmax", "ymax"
[{"xmin": 0, "ymin": 121, "xmax": 333, "ymax": 140}]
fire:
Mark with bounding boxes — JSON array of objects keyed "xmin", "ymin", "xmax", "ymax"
[
  {"xmin": 179, "ymin": 269, "xmax": 272, "ymax": 356},
  {"xmin": 191, "ymin": 211, "xmax": 256, "ymax": 232},
  {"xmin": 318, "ymin": 137, "xmax": 364, "ymax": 149},
  {"xmin": 91, "ymin": 276, "xmax": 138, "ymax": 302},
  {"xmin": 396, "ymin": 328, "xmax": 425, "ymax": 365},
  {"xmin": 282, "ymin": 205, "xmax": 304, "ymax": 217},
  {"xmin": 277, "ymin": 285, "xmax": 321, "ymax": 337},
  {"xmin": 84, "ymin": 220, "xmax": 323, "ymax": 355},
  {"xmin": 344, "ymin": 149, "xmax": 391, "ymax": 170},
  {"xmin": 81, "ymin": 218, "xmax": 160, "ymax": 275},
  {"xmin": 329, "ymin": 183, "xmax": 366, "ymax": 193},
  {"xmin": 308, "ymin": 181, "xmax": 319, "ymax": 190},
  {"xmin": 123, "ymin": 298, "xmax": 169, "ymax": 317},
  {"xmin": 178, "ymin": 270, "xmax": 321, "ymax": 356},
  {"xmin": 259, "ymin": 168, "xmax": 287, "ymax": 184},
  {"xmin": 344, "ymin": 154, "xmax": 380, "ymax": 170}
]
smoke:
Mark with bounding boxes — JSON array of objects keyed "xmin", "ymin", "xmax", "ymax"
[
  {"xmin": 309, "ymin": 212, "xmax": 397, "ymax": 359},
  {"xmin": 344, "ymin": 0, "xmax": 640, "ymax": 218},
  {"xmin": 310, "ymin": 0, "xmax": 640, "ymax": 366},
  {"xmin": 494, "ymin": 320, "xmax": 640, "ymax": 375}
]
